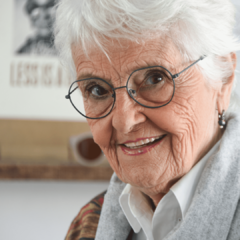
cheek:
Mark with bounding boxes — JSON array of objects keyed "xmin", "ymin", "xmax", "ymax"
[
  {"xmin": 145, "ymin": 101, "xmax": 194, "ymax": 136},
  {"xmin": 88, "ymin": 118, "xmax": 112, "ymax": 148},
  {"xmin": 144, "ymin": 92, "xmax": 201, "ymax": 164},
  {"xmin": 87, "ymin": 118, "xmax": 120, "ymax": 171},
  {"xmin": 146, "ymin": 81, "xmax": 217, "ymax": 169}
]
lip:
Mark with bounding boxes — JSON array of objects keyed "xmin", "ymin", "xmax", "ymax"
[{"xmin": 120, "ymin": 135, "xmax": 166, "ymax": 156}]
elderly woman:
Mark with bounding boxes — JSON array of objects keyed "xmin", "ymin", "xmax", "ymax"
[{"xmin": 55, "ymin": 0, "xmax": 240, "ymax": 239}]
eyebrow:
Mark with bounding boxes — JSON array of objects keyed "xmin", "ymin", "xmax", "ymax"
[
  {"xmin": 76, "ymin": 60, "xmax": 176, "ymax": 82},
  {"xmin": 76, "ymin": 72, "xmax": 113, "ymax": 84}
]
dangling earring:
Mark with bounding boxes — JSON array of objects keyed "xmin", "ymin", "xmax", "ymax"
[{"xmin": 218, "ymin": 110, "xmax": 226, "ymax": 129}]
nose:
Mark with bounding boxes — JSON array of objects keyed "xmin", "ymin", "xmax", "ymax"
[{"xmin": 112, "ymin": 90, "xmax": 146, "ymax": 134}]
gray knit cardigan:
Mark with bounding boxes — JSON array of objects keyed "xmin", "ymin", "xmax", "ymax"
[{"xmin": 96, "ymin": 113, "xmax": 240, "ymax": 240}]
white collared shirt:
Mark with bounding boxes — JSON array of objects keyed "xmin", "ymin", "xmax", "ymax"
[{"xmin": 119, "ymin": 141, "xmax": 220, "ymax": 240}]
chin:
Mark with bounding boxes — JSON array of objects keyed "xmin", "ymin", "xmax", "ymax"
[{"xmin": 117, "ymin": 160, "xmax": 167, "ymax": 188}]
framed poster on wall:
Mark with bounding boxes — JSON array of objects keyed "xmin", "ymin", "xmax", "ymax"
[{"xmin": 0, "ymin": 0, "xmax": 113, "ymax": 180}]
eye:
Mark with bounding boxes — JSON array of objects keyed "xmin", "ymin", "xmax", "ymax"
[
  {"xmin": 145, "ymin": 73, "xmax": 164, "ymax": 85},
  {"xmin": 87, "ymin": 84, "xmax": 109, "ymax": 98}
]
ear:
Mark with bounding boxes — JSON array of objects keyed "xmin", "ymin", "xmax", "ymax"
[{"xmin": 217, "ymin": 52, "xmax": 237, "ymax": 113}]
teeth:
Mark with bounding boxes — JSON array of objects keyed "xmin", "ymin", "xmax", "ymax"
[
  {"xmin": 128, "ymin": 142, "xmax": 135, "ymax": 147},
  {"xmin": 124, "ymin": 136, "xmax": 164, "ymax": 149}
]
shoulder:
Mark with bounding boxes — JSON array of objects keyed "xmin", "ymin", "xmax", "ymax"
[{"xmin": 65, "ymin": 191, "xmax": 106, "ymax": 240}]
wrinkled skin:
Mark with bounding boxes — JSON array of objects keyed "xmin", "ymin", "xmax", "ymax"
[{"xmin": 72, "ymin": 37, "xmax": 236, "ymax": 206}]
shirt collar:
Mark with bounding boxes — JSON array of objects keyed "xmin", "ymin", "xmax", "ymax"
[{"xmin": 119, "ymin": 184, "xmax": 146, "ymax": 233}]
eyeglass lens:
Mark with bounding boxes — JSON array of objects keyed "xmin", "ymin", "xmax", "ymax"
[
  {"xmin": 127, "ymin": 66, "xmax": 174, "ymax": 108},
  {"xmin": 70, "ymin": 79, "xmax": 115, "ymax": 119},
  {"xmin": 69, "ymin": 66, "xmax": 174, "ymax": 119}
]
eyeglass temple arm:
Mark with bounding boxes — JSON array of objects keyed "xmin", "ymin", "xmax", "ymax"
[
  {"xmin": 65, "ymin": 86, "xmax": 78, "ymax": 99},
  {"xmin": 172, "ymin": 55, "xmax": 206, "ymax": 79}
]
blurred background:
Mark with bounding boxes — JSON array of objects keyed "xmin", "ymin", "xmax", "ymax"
[{"xmin": 0, "ymin": 0, "xmax": 239, "ymax": 239}]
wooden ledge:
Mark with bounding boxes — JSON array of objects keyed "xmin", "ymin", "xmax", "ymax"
[{"xmin": 0, "ymin": 164, "xmax": 113, "ymax": 180}]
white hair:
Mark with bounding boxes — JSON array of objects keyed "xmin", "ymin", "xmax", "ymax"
[{"xmin": 54, "ymin": 0, "xmax": 240, "ymax": 111}]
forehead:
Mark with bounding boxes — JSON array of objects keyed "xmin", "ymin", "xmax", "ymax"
[{"xmin": 72, "ymin": 37, "xmax": 182, "ymax": 81}]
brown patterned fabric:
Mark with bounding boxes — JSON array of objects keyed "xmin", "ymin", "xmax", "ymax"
[
  {"xmin": 65, "ymin": 190, "xmax": 133, "ymax": 240},
  {"xmin": 65, "ymin": 191, "xmax": 106, "ymax": 240}
]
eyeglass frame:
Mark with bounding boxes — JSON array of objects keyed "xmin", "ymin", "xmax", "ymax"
[{"xmin": 65, "ymin": 55, "xmax": 206, "ymax": 119}]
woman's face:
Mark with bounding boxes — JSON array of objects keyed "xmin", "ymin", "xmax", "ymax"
[{"xmin": 72, "ymin": 37, "xmax": 223, "ymax": 204}]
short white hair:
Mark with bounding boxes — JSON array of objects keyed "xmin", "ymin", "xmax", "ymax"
[{"xmin": 54, "ymin": 0, "xmax": 240, "ymax": 110}]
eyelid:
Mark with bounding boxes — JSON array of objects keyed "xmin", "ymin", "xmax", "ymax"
[
  {"xmin": 144, "ymin": 69, "xmax": 171, "ymax": 80},
  {"xmin": 144, "ymin": 69, "xmax": 163, "ymax": 77},
  {"xmin": 85, "ymin": 82, "xmax": 95, "ymax": 91}
]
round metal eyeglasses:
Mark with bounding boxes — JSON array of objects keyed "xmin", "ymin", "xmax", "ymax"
[{"xmin": 65, "ymin": 56, "xmax": 206, "ymax": 119}]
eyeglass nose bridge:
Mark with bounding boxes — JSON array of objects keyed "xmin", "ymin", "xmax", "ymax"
[
  {"xmin": 113, "ymin": 85, "xmax": 127, "ymax": 91},
  {"xmin": 112, "ymin": 85, "xmax": 136, "ymax": 98}
]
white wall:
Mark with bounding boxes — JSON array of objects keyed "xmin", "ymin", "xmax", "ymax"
[{"xmin": 0, "ymin": 180, "xmax": 109, "ymax": 240}]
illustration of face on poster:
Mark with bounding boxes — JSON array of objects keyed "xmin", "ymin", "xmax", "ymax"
[{"xmin": 14, "ymin": 0, "xmax": 57, "ymax": 56}]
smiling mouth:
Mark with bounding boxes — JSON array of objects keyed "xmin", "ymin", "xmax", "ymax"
[{"xmin": 123, "ymin": 135, "xmax": 166, "ymax": 149}]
